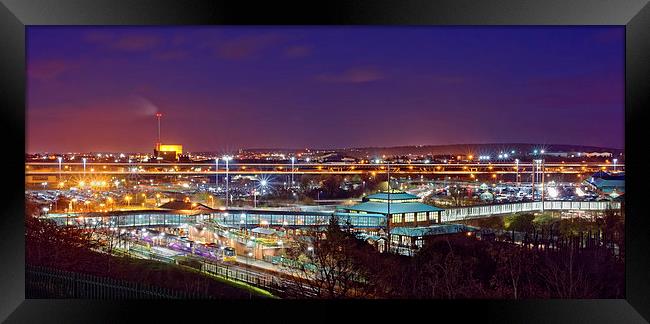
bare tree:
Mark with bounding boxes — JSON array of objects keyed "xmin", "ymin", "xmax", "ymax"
[
  {"xmin": 25, "ymin": 201, "xmax": 98, "ymax": 266},
  {"xmin": 282, "ymin": 216, "xmax": 373, "ymax": 298},
  {"xmin": 536, "ymin": 248, "xmax": 595, "ymax": 298},
  {"xmin": 489, "ymin": 243, "xmax": 534, "ymax": 299}
]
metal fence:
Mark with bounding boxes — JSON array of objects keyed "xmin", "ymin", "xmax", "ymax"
[
  {"xmin": 201, "ymin": 261, "xmax": 281, "ymax": 293},
  {"xmin": 109, "ymin": 243, "xmax": 281, "ymax": 297},
  {"xmin": 26, "ymin": 265, "xmax": 205, "ymax": 299}
]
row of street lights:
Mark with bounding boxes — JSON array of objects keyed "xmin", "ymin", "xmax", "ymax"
[
  {"xmin": 56, "ymin": 156, "xmax": 87, "ymax": 179},
  {"xmin": 215, "ymin": 156, "xmax": 278, "ymax": 209}
]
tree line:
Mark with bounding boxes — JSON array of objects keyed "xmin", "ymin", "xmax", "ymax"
[{"xmin": 280, "ymin": 209, "xmax": 624, "ymax": 299}]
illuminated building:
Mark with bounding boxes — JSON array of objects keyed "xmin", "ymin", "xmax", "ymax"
[
  {"xmin": 154, "ymin": 143, "xmax": 183, "ymax": 161},
  {"xmin": 389, "ymin": 224, "xmax": 477, "ymax": 256},
  {"xmin": 339, "ymin": 190, "xmax": 444, "ymax": 225}
]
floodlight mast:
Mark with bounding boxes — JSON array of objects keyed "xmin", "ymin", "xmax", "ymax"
[{"xmin": 386, "ymin": 159, "xmax": 391, "ymax": 253}]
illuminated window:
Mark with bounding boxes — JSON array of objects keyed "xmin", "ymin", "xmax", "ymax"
[
  {"xmin": 392, "ymin": 214, "xmax": 403, "ymax": 223},
  {"xmin": 416, "ymin": 212, "xmax": 427, "ymax": 222},
  {"xmin": 404, "ymin": 213, "xmax": 415, "ymax": 222},
  {"xmin": 401, "ymin": 236, "xmax": 410, "ymax": 245},
  {"xmin": 391, "ymin": 235, "xmax": 400, "ymax": 245}
]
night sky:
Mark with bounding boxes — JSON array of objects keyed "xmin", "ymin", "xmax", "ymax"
[{"xmin": 27, "ymin": 27, "xmax": 624, "ymax": 153}]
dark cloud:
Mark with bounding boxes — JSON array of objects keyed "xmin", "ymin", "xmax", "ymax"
[
  {"xmin": 284, "ymin": 45, "xmax": 312, "ymax": 58},
  {"xmin": 215, "ymin": 34, "xmax": 284, "ymax": 60},
  {"xmin": 171, "ymin": 33, "xmax": 186, "ymax": 46},
  {"xmin": 591, "ymin": 28, "xmax": 624, "ymax": 44},
  {"xmin": 83, "ymin": 31, "xmax": 160, "ymax": 52},
  {"xmin": 152, "ymin": 50, "xmax": 190, "ymax": 61},
  {"xmin": 110, "ymin": 35, "xmax": 160, "ymax": 51},
  {"xmin": 524, "ymin": 72, "xmax": 623, "ymax": 106},
  {"xmin": 83, "ymin": 30, "xmax": 115, "ymax": 44},
  {"xmin": 27, "ymin": 59, "xmax": 77, "ymax": 80},
  {"xmin": 316, "ymin": 67, "xmax": 385, "ymax": 83}
]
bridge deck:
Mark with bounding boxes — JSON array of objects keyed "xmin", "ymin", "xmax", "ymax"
[
  {"xmin": 46, "ymin": 200, "xmax": 620, "ymax": 229},
  {"xmin": 442, "ymin": 200, "xmax": 621, "ymax": 222}
]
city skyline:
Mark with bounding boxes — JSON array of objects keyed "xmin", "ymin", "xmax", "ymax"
[{"xmin": 27, "ymin": 26, "xmax": 624, "ymax": 153}]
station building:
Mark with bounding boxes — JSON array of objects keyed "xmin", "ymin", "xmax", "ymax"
[
  {"xmin": 389, "ymin": 224, "xmax": 476, "ymax": 256},
  {"xmin": 154, "ymin": 144, "xmax": 183, "ymax": 161},
  {"xmin": 51, "ymin": 190, "xmax": 465, "ymax": 257},
  {"xmin": 338, "ymin": 190, "xmax": 477, "ymax": 255},
  {"xmin": 338, "ymin": 190, "xmax": 444, "ymax": 227}
]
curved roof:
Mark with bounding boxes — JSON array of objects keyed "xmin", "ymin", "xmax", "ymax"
[
  {"xmin": 590, "ymin": 171, "xmax": 610, "ymax": 179},
  {"xmin": 159, "ymin": 201, "xmax": 214, "ymax": 211},
  {"xmin": 342, "ymin": 201, "xmax": 443, "ymax": 214},
  {"xmin": 365, "ymin": 191, "xmax": 419, "ymax": 201},
  {"xmin": 480, "ymin": 192, "xmax": 494, "ymax": 199}
]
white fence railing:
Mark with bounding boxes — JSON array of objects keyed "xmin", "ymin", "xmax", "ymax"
[{"xmin": 441, "ymin": 201, "xmax": 621, "ymax": 222}]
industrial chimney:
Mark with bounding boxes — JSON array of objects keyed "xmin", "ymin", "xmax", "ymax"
[{"xmin": 155, "ymin": 112, "xmax": 162, "ymax": 150}]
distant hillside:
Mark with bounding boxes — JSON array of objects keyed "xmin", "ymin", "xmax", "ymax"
[
  {"xmin": 195, "ymin": 143, "xmax": 623, "ymax": 158},
  {"xmin": 340, "ymin": 143, "xmax": 623, "ymax": 158}
]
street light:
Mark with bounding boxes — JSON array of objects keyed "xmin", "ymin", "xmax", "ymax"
[
  {"xmin": 223, "ymin": 156, "xmax": 232, "ymax": 207},
  {"xmin": 254, "ymin": 178, "xmax": 269, "ymax": 208},
  {"xmin": 290, "ymin": 156, "xmax": 295, "ymax": 188},
  {"xmin": 82, "ymin": 157, "xmax": 87, "ymax": 175},
  {"xmin": 515, "ymin": 159, "xmax": 520, "ymax": 185},
  {"xmin": 57, "ymin": 156, "xmax": 62, "ymax": 180},
  {"xmin": 214, "ymin": 158, "xmax": 219, "ymax": 189}
]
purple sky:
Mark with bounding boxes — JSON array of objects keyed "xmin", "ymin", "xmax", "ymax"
[{"xmin": 26, "ymin": 26, "xmax": 624, "ymax": 153}]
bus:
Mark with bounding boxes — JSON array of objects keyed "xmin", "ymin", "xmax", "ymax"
[{"xmin": 222, "ymin": 247, "xmax": 236, "ymax": 262}]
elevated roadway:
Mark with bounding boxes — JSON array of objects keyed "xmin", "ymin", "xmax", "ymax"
[{"xmin": 25, "ymin": 161, "xmax": 622, "ymax": 176}]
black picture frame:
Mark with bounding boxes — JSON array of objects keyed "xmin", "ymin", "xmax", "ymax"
[{"xmin": 1, "ymin": 0, "xmax": 649, "ymax": 323}]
